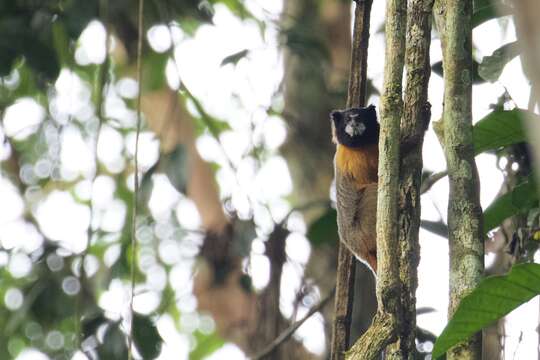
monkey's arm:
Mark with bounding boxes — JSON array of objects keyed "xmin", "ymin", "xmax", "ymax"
[{"xmin": 335, "ymin": 169, "xmax": 378, "ymax": 273}]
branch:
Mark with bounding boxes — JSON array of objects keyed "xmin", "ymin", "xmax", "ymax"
[
  {"xmin": 331, "ymin": 0, "xmax": 373, "ymax": 358},
  {"xmin": 251, "ymin": 288, "xmax": 336, "ymax": 360},
  {"xmin": 434, "ymin": 0, "xmax": 484, "ymax": 358},
  {"xmin": 420, "ymin": 170, "xmax": 447, "ymax": 194},
  {"xmin": 347, "ymin": 0, "xmax": 407, "ymax": 357}
]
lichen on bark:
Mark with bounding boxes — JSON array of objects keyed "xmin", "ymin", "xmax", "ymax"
[{"xmin": 433, "ymin": 0, "xmax": 484, "ymax": 358}]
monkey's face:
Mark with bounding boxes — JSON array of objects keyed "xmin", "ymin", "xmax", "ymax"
[{"xmin": 331, "ymin": 105, "xmax": 379, "ymax": 148}]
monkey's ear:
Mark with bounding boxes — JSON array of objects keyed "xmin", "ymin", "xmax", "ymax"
[
  {"xmin": 331, "ymin": 110, "xmax": 343, "ymax": 123},
  {"xmin": 365, "ymin": 104, "xmax": 377, "ymax": 121}
]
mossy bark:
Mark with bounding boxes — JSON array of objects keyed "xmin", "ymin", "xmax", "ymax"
[
  {"xmin": 434, "ymin": 0, "xmax": 484, "ymax": 358},
  {"xmin": 388, "ymin": 0, "xmax": 434, "ymax": 358}
]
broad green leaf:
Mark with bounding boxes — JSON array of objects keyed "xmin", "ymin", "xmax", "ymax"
[
  {"xmin": 483, "ymin": 177, "xmax": 538, "ymax": 233},
  {"xmin": 133, "ymin": 314, "xmax": 162, "ymax": 359},
  {"xmin": 307, "ymin": 208, "xmax": 338, "ymax": 247},
  {"xmin": 478, "ymin": 42, "xmax": 520, "ymax": 82},
  {"xmin": 432, "ymin": 263, "xmax": 540, "ymax": 359},
  {"xmin": 220, "ymin": 49, "xmax": 249, "ymax": 67},
  {"xmin": 473, "ymin": 109, "xmax": 532, "ymax": 155}
]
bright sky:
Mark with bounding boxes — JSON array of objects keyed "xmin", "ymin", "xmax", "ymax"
[{"xmin": 2, "ymin": 0, "xmax": 538, "ymax": 359}]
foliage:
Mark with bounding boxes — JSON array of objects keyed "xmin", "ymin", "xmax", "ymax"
[{"xmin": 432, "ymin": 263, "xmax": 540, "ymax": 359}]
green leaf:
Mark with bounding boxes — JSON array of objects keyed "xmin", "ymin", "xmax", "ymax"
[
  {"xmin": 432, "ymin": 263, "xmax": 540, "ymax": 359},
  {"xmin": 473, "ymin": 109, "xmax": 534, "ymax": 155},
  {"xmin": 142, "ymin": 51, "xmax": 169, "ymax": 91},
  {"xmin": 162, "ymin": 145, "xmax": 188, "ymax": 193},
  {"xmin": 483, "ymin": 177, "xmax": 539, "ymax": 233},
  {"xmin": 307, "ymin": 208, "xmax": 338, "ymax": 247},
  {"xmin": 133, "ymin": 314, "xmax": 162, "ymax": 359},
  {"xmin": 478, "ymin": 42, "xmax": 520, "ymax": 82},
  {"xmin": 220, "ymin": 49, "xmax": 249, "ymax": 67},
  {"xmin": 98, "ymin": 322, "xmax": 128, "ymax": 360},
  {"xmin": 181, "ymin": 86, "xmax": 231, "ymax": 137},
  {"xmin": 190, "ymin": 330, "xmax": 225, "ymax": 360},
  {"xmin": 472, "ymin": 0, "xmax": 512, "ymax": 28},
  {"xmin": 52, "ymin": 21, "xmax": 71, "ymax": 67}
]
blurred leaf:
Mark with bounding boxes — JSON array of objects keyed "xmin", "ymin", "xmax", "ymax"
[
  {"xmin": 478, "ymin": 42, "xmax": 520, "ymax": 82},
  {"xmin": 190, "ymin": 330, "xmax": 225, "ymax": 360},
  {"xmin": 52, "ymin": 21, "xmax": 71, "ymax": 67},
  {"xmin": 307, "ymin": 208, "xmax": 338, "ymax": 247},
  {"xmin": 472, "ymin": 109, "xmax": 531, "ymax": 155},
  {"xmin": 212, "ymin": 0, "xmax": 253, "ymax": 19},
  {"xmin": 98, "ymin": 323, "xmax": 128, "ymax": 360},
  {"xmin": 142, "ymin": 51, "xmax": 169, "ymax": 91},
  {"xmin": 29, "ymin": 278, "xmax": 74, "ymax": 325},
  {"xmin": 162, "ymin": 144, "xmax": 188, "ymax": 193},
  {"xmin": 82, "ymin": 312, "xmax": 107, "ymax": 339},
  {"xmin": 420, "ymin": 220, "xmax": 448, "ymax": 238},
  {"xmin": 182, "ymin": 86, "xmax": 231, "ymax": 137},
  {"xmin": 133, "ymin": 314, "xmax": 162, "ymax": 359},
  {"xmin": 483, "ymin": 177, "xmax": 538, "ymax": 233},
  {"xmin": 220, "ymin": 49, "xmax": 249, "ymax": 67},
  {"xmin": 140, "ymin": 160, "xmax": 158, "ymax": 206},
  {"xmin": 432, "ymin": 263, "xmax": 540, "ymax": 359},
  {"xmin": 431, "ymin": 60, "xmax": 485, "ymax": 84},
  {"xmin": 473, "ymin": 0, "xmax": 512, "ymax": 28}
]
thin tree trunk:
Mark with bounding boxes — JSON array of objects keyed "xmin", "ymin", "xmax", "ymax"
[
  {"xmin": 346, "ymin": 0, "xmax": 406, "ymax": 357},
  {"xmin": 388, "ymin": 0, "xmax": 434, "ymax": 357},
  {"xmin": 331, "ymin": 1, "xmax": 373, "ymax": 358},
  {"xmin": 433, "ymin": 0, "xmax": 484, "ymax": 358}
]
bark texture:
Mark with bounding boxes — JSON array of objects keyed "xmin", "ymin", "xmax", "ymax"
[
  {"xmin": 330, "ymin": 1, "xmax": 373, "ymax": 359},
  {"xmin": 346, "ymin": 0, "xmax": 407, "ymax": 358},
  {"xmin": 389, "ymin": 0, "xmax": 433, "ymax": 357},
  {"xmin": 434, "ymin": 0, "xmax": 484, "ymax": 358}
]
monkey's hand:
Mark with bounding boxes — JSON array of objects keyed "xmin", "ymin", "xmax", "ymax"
[{"xmin": 335, "ymin": 169, "xmax": 378, "ymax": 274}]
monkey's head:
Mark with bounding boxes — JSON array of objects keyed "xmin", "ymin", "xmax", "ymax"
[{"xmin": 331, "ymin": 105, "xmax": 379, "ymax": 148}]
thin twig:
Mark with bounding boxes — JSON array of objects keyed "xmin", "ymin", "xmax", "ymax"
[
  {"xmin": 251, "ymin": 288, "xmax": 336, "ymax": 360},
  {"xmin": 127, "ymin": 0, "xmax": 144, "ymax": 358},
  {"xmin": 420, "ymin": 170, "xmax": 447, "ymax": 194}
]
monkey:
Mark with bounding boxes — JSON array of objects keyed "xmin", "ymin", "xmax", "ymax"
[{"xmin": 331, "ymin": 105, "xmax": 379, "ymax": 274}]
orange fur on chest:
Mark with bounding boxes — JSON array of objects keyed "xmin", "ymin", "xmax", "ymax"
[{"xmin": 336, "ymin": 144, "xmax": 379, "ymax": 188}]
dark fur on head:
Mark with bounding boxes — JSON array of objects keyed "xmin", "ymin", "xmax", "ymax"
[{"xmin": 331, "ymin": 105, "xmax": 379, "ymax": 148}]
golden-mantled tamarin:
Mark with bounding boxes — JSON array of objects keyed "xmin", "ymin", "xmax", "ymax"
[{"xmin": 331, "ymin": 105, "xmax": 379, "ymax": 274}]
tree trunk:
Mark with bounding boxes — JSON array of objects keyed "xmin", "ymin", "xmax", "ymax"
[{"xmin": 433, "ymin": 0, "xmax": 484, "ymax": 358}]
